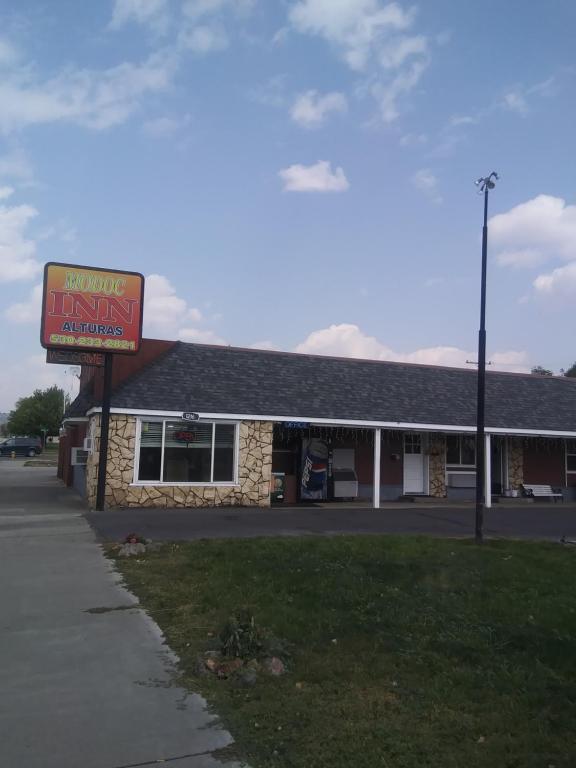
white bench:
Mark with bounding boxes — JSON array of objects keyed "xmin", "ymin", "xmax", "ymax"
[{"xmin": 521, "ymin": 484, "xmax": 563, "ymax": 502}]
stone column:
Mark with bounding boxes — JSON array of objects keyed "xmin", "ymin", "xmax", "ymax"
[
  {"xmin": 507, "ymin": 438, "xmax": 524, "ymax": 490},
  {"xmin": 428, "ymin": 433, "xmax": 446, "ymax": 498},
  {"xmin": 86, "ymin": 415, "xmax": 100, "ymax": 509}
]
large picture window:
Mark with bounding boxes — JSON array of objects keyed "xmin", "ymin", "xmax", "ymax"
[
  {"xmin": 136, "ymin": 420, "xmax": 237, "ymax": 484},
  {"xmin": 446, "ymin": 435, "xmax": 476, "ymax": 466}
]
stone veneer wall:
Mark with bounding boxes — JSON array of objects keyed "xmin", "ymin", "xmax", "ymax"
[
  {"xmin": 507, "ymin": 438, "xmax": 524, "ymax": 490},
  {"xmin": 428, "ymin": 433, "xmax": 447, "ymax": 498},
  {"xmin": 86, "ymin": 415, "xmax": 273, "ymax": 509}
]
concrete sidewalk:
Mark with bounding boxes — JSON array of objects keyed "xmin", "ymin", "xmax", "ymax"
[{"xmin": 0, "ymin": 461, "xmax": 243, "ymax": 768}]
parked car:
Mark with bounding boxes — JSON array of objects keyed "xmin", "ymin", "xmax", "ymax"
[{"xmin": 0, "ymin": 437, "xmax": 43, "ymax": 457}]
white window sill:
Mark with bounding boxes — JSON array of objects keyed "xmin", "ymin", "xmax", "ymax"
[{"xmin": 130, "ymin": 482, "xmax": 239, "ymax": 487}]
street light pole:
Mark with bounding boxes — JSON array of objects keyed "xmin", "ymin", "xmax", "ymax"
[{"xmin": 474, "ymin": 172, "xmax": 499, "ymax": 544}]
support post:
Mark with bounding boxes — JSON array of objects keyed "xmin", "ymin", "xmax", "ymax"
[
  {"xmin": 484, "ymin": 433, "xmax": 492, "ymax": 509},
  {"xmin": 373, "ymin": 428, "xmax": 381, "ymax": 509},
  {"xmin": 95, "ymin": 352, "xmax": 113, "ymax": 512},
  {"xmin": 475, "ymin": 183, "xmax": 490, "ymax": 543}
]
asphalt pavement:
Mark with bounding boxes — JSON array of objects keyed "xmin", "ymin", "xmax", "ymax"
[
  {"xmin": 86, "ymin": 497, "xmax": 576, "ymax": 543},
  {"xmin": 0, "ymin": 460, "xmax": 243, "ymax": 768}
]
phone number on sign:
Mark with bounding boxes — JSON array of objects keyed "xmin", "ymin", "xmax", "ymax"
[{"xmin": 49, "ymin": 334, "xmax": 136, "ymax": 351}]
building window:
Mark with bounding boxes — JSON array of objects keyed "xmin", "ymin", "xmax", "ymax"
[
  {"xmin": 446, "ymin": 435, "xmax": 476, "ymax": 466},
  {"xmin": 137, "ymin": 420, "xmax": 237, "ymax": 484},
  {"xmin": 567, "ymin": 441, "xmax": 576, "ymax": 474},
  {"xmin": 404, "ymin": 434, "xmax": 422, "ymax": 454}
]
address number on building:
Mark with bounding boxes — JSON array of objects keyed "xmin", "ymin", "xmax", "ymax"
[{"xmin": 182, "ymin": 412, "xmax": 200, "ymax": 421}]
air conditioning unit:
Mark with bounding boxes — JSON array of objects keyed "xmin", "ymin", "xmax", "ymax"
[
  {"xmin": 83, "ymin": 437, "xmax": 95, "ymax": 453},
  {"xmin": 71, "ymin": 447, "xmax": 89, "ymax": 466},
  {"xmin": 447, "ymin": 471, "xmax": 476, "ymax": 488}
]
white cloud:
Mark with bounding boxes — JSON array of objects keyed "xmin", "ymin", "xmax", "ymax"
[
  {"xmin": 0, "ymin": 50, "xmax": 176, "ymax": 133},
  {"xmin": 533, "ymin": 261, "xmax": 576, "ymax": 299},
  {"xmin": 423, "ymin": 276, "xmax": 445, "ymax": 288},
  {"xmin": 289, "ymin": 0, "xmax": 415, "ymax": 70},
  {"xmin": 249, "ymin": 75, "xmax": 288, "ymax": 108},
  {"xmin": 142, "ymin": 114, "xmax": 192, "ymax": 137},
  {"xmin": 144, "ymin": 273, "xmax": 204, "ymax": 338},
  {"xmin": 178, "ymin": 0, "xmax": 256, "ymax": 53},
  {"xmin": 491, "ymin": 195, "xmax": 576, "ymax": 268},
  {"xmin": 0, "ymin": 148, "xmax": 35, "ymax": 185},
  {"xmin": 110, "ymin": 0, "xmax": 170, "ymax": 33},
  {"xmin": 0, "ymin": 186, "xmax": 14, "ymax": 200},
  {"xmin": 279, "ymin": 160, "xmax": 349, "ymax": 192},
  {"xmin": 179, "ymin": 23, "xmax": 229, "ymax": 53},
  {"xmin": 490, "ymin": 350, "xmax": 531, "ymax": 370},
  {"xmin": 502, "ymin": 90, "xmax": 528, "ymax": 115},
  {"xmin": 182, "ymin": 0, "xmax": 255, "ymax": 20},
  {"xmin": 294, "ymin": 323, "xmax": 529, "ymax": 372},
  {"xmin": 0, "ymin": 38, "xmax": 20, "ymax": 67},
  {"xmin": 412, "ymin": 168, "xmax": 441, "ymax": 203},
  {"xmin": 379, "ymin": 33, "xmax": 427, "ymax": 69},
  {"xmin": 290, "ymin": 90, "xmax": 347, "ymax": 127},
  {"xmin": 4, "ymin": 282, "xmax": 43, "ymax": 323},
  {"xmin": 249, "ymin": 340, "xmax": 279, "ymax": 351},
  {"xmin": 372, "ymin": 56, "xmax": 428, "ymax": 123},
  {"xmin": 179, "ymin": 327, "xmax": 226, "ymax": 344},
  {"xmin": 0, "ymin": 199, "xmax": 41, "ymax": 281},
  {"xmin": 399, "ymin": 131, "xmax": 427, "ymax": 146},
  {"xmin": 448, "ymin": 114, "xmax": 478, "ymax": 127},
  {"xmin": 288, "ymin": 0, "xmax": 429, "ymax": 122},
  {"xmin": 496, "ymin": 249, "xmax": 545, "ymax": 269},
  {"xmin": 442, "ymin": 76, "xmax": 558, "ymax": 147},
  {"xmin": 0, "ymin": 354, "xmax": 80, "ymax": 413}
]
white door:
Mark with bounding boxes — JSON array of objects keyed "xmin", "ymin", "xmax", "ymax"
[{"xmin": 403, "ymin": 434, "xmax": 428, "ymax": 494}]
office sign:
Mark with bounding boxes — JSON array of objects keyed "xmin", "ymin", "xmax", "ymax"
[
  {"xmin": 46, "ymin": 349, "xmax": 105, "ymax": 367},
  {"xmin": 41, "ymin": 262, "xmax": 144, "ymax": 355}
]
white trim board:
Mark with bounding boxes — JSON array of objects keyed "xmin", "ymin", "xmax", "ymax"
[{"xmin": 84, "ymin": 406, "xmax": 576, "ymax": 439}]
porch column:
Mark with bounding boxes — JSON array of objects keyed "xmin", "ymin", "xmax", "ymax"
[
  {"xmin": 373, "ymin": 428, "xmax": 381, "ymax": 509},
  {"xmin": 484, "ymin": 433, "xmax": 492, "ymax": 509}
]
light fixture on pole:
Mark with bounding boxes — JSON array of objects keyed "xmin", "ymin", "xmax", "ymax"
[{"xmin": 473, "ymin": 171, "xmax": 499, "ymax": 544}]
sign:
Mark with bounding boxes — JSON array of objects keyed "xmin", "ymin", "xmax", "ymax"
[
  {"xmin": 285, "ymin": 421, "xmax": 310, "ymax": 429},
  {"xmin": 174, "ymin": 430, "xmax": 197, "ymax": 443},
  {"xmin": 182, "ymin": 412, "xmax": 200, "ymax": 421},
  {"xmin": 301, "ymin": 438, "xmax": 328, "ymax": 501},
  {"xmin": 40, "ymin": 262, "xmax": 144, "ymax": 355},
  {"xmin": 46, "ymin": 349, "xmax": 105, "ymax": 367}
]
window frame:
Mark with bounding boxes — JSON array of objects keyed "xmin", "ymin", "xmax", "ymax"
[
  {"xmin": 566, "ymin": 440, "xmax": 576, "ymax": 479},
  {"xmin": 133, "ymin": 417, "xmax": 240, "ymax": 486},
  {"xmin": 446, "ymin": 434, "xmax": 477, "ymax": 468}
]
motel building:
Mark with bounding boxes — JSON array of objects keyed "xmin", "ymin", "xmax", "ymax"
[{"xmin": 58, "ymin": 339, "xmax": 576, "ymax": 509}]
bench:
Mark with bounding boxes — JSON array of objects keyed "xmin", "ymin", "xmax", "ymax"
[{"xmin": 521, "ymin": 484, "xmax": 563, "ymax": 502}]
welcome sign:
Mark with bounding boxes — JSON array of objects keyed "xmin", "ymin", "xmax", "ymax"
[{"xmin": 40, "ymin": 262, "xmax": 144, "ymax": 354}]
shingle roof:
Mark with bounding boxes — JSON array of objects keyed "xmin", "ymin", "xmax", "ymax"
[{"xmin": 68, "ymin": 341, "xmax": 576, "ymax": 433}]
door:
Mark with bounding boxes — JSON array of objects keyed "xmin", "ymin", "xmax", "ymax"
[{"xmin": 403, "ymin": 434, "xmax": 428, "ymax": 494}]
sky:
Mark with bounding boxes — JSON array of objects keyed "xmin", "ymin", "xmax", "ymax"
[{"xmin": 1, "ymin": 0, "xmax": 575, "ymax": 411}]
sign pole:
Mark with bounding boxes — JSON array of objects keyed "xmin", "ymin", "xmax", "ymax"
[{"xmin": 95, "ymin": 352, "xmax": 113, "ymax": 511}]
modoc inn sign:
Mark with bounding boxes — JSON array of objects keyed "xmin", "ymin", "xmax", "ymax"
[{"xmin": 41, "ymin": 262, "xmax": 144, "ymax": 354}]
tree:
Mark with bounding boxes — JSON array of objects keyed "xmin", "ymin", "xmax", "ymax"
[
  {"xmin": 564, "ymin": 362, "xmax": 576, "ymax": 378},
  {"xmin": 7, "ymin": 386, "xmax": 65, "ymax": 442},
  {"xmin": 531, "ymin": 365, "xmax": 553, "ymax": 376}
]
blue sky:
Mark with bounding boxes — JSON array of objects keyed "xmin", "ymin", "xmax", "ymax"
[{"xmin": 1, "ymin": 0, "xmax": 575, "ymax": 411}]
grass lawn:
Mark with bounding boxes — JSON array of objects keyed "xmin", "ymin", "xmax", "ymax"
[{"xmin": 114, "ymin": 536, "xmax": 576, "ymax": 768}]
